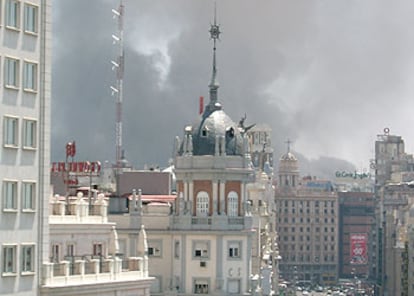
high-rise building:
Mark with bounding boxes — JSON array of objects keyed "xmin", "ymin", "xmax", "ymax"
[
  {"xmin": 373, "ymin": 129, "xmax": 414, "ymax": 295},
  {"xmin": 337, "ymin": 192, "xmax": 375, "ymax": 279},
  {"xmin": 275, "ymin": 148, "xmax": 339, "ymax": 286},
  {"xmin": 0, "ymin": 0, "xmax": 51, "ymax": 294}
]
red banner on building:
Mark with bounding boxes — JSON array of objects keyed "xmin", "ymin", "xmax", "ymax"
[
  {"xmin": 51, "ymin": 161, "xmax": 101, "ymax": 175},
  {"xmin": 350, "ymin": 233, "xmax": 368, "ymax": 265}
]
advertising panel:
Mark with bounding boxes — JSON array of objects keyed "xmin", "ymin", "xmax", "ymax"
[{"xmin": 350, "ymin": 233, "xmax": 368, "ymax": 265}]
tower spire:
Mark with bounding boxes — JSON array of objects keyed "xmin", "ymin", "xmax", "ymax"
[{"xmin": 208, "ymin": 2, "xmax": 221, "ymax": 111}]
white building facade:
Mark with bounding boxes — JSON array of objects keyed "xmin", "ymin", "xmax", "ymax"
[
  {"xmin": 40, "ymin": 193, "xmax": 153, "ymax": 296},
  {"xmin": 0, "ymin": 0, "xmax": 52, "ymax": 295}
]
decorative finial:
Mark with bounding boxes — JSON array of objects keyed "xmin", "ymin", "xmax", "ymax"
[
  {"xmin": 207, "ymin": 2, "xmax": 221, "ymax": 112},
  {"xmin": 285, "ymin": 139, "xmax": 292, "ymax": 153},
  {"xmin": 209, "ymin": 3, "xmax": 221, "ymax": 41}
]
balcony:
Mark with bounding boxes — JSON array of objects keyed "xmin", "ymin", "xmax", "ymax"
[
  {"xmin": 42, "ymin": 256, "xmax": 148, "ymax": 287},
  {"xmin": 49, "ymin": 193, "xmax": 109, "ymax": 224}
]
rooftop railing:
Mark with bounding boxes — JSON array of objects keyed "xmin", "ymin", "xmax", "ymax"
[{"xmin": 42, "ymin": 255, "xmax": 148, "ymax": 287}]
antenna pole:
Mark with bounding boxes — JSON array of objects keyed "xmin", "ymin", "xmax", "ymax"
[{"xmin": 111, "ymin": 0, "xmax": 125, "ymax": 196}]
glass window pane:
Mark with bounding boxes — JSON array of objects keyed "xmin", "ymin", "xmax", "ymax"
[
  {"xmin": 4, "ymin": 181, "xmax": 17, "ymax": 210},
  {"xmin": 23, "ymin": 120, "xmax": 36, "ymax": 148},
  {"xmin": 6, "ymin": 0, "xmax": 20, "ymax": 28},
  {"xmin": 24, "ymin": 5, "xmax": 37, "ymax": 33},
  {"xmin": 3, "ymin": 246, "xmax": 16, "ymax": 273},
  {"xmin": 22, "ymin": 182, "xmax": 35, "ymax": 210},
  {"xmin": 22, "ymin": 245, "xmax": 34, "ymax": 272}
]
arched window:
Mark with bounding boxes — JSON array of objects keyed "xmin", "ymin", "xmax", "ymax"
[
  {"xmin": 196, "ymin": 191, "xmax": 209, "ymax": 216},
  {"xmin": 227, "ymin": 191, "xmax": 238, "ymax": 217}
]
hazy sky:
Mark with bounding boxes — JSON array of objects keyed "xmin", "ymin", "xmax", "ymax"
[{"xmin": 52, "ymin": 0, "xmax": 414, "ymax": 174}]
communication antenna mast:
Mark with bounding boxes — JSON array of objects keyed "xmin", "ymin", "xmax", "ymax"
[{"xmin": 111, "ymin": 0, "xmax": 124, "ymax": 195}]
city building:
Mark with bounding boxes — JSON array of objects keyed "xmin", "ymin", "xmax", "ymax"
[
  {"xmin": 0, "ymin": 1, "xmax": 52, "ymax": 295},
  {"xmin": 406, "ymin": 206, "xmax": 414, "ymax": 296},
  {"xmin": 337, "ymin": 191, "xmax": 375, "ymax": 279},
  {"xmin": 106, "ymin": 12, "xmax": 289, "ymax": 295},
  {"xmin": 40, "ymin": 192, "xmax": 154, "ymax": 296},
  {"xmin": 245, "ymin": 124, "xmax": 281, "ymax": 295},
  {"xmin": 275, "ymin": 147, "xmax": 339, "ymax": 286},
  {"xmin": 373, "ymin": 129, "xmax": 414, "ymax": 295}
]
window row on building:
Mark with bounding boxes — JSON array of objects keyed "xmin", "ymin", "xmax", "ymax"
[
  {"xmin": 190, "ymin": 240, "xmax": 242, "ymax": 260},
  {"xmin": 3, "ymin": 115, "xmax": 37, "ymax": 149},
  {"xmin": 1, "ymin": 243, "xmax": 35, "ymax": 276},
  {"xmin": 1, "ymin": 0, "xmax": 39, "ymax": 34},
  {"xmin": 279, "ymin": 217, "xmax": 336, "ymax": 224},
  {"xmin": 282, "ymin": 226, "xmax": 336, "ymax": 233},
  {"xmin": 283, "ymin": 254, "xmax": 336, "ymax": 263},
  {"xmin": 50, "ymin": 241, "xmax": 104, "ymax": 263},
  {"xmin": 281, "ymin": 235, "xmax": 336, "ymax": 242},
  {"xmin": 148, "ymin": 239, "xmax": 242, "ymax": 260},
  {"xmin": 279, "ymin": 200, "xmax": 336, "ymax": 208},
  {"xmin": 196, "ymin": 190, "xmax": 238, "ymax": 216},
  {"xmin": 2, "ymin": 56, "xmax": 38, "ymax": 91},
  {"xmin": 279, "ymin": 207, "xmax": 336, "ymax": 215},
  {"xmin": 280, "ymin": 244, "xmax": 336, "ymax": 252},
  {"xmin": 2, "ymin": 179, "xmax": 36, "ymax": 211}
]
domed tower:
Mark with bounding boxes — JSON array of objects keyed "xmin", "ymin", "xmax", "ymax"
[
  {"xmin": 278, "ymin": 140, "xmax": 300, "ymax": 189},
  {"xmin": 173, "ymin": 13, "xmax": 252, "ymax": 220},
  {"xmin": 170, "ymin": 10, "xmax": 254, "ymax": 295}
]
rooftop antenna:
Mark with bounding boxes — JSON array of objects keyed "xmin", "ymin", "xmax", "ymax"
[{"xmin": 111, "ymin": 0, "xmax": 124, "ymax": 196}]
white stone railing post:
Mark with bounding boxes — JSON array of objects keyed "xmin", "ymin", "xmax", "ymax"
[
  {"xmin": 58, "ymin": 202, "xmax": 65, "ymax": 216},
  {"xmin": 114, "ymin": 257, "xmax": 122, "ymax": 279},
  {"xmin": 100, "ymin": 202, "xmax": 108, "ymax": 223},
  {"xmin": 62, "ymin": 261, "xmax": 70, "ymax": 283},
  {"xmin": 42, "ymin": 262, "xmax": 54, "ymax": 285},
  {"xmin": 104, "ymin": 258, "xmax": 113, "ymax": 274},
  {"xmin": 76, "ymin": 260, "xmax": 85, "ymax": 279},
  {"xmin": 143, "ymin": 255, "xmax": 148, "ymax": 277},
  {"xmin": 91, "ymin": 259, "xmax": 100, "ymax": 279},
  {"xmin": 138, "ymin": 257, "xmax": 144, "ymax": 277},
  {"xmin": 78, "ymin": 199, "xmax": 88, "ymax": 222}
]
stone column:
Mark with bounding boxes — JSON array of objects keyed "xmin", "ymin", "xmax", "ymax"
[
  {"xmin": 219, "ymin": 180, "xmax": 226, "ymax": 215},
  {"xmin": 212, "ymin": 180, "xmax": 218, "ymax": 215},
  {"xmin": 241, "ymin": 182, "xmax": 245, "ymax": 216}
]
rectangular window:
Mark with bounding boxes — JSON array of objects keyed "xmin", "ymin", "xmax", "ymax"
[
  {"xmin": 228, "ymin": 241, "xmax": 241, "ymax": 259},
  {"xmin": 194, "ymin": 279, "xmax": 209, "ymax": 294},
  {"xmin": 3, "ymin": 116, "xmax": 18, "ymax": 147},
  {"xmin": 148, "ymin": 240, "xmax": 162, "ymax": 257},
  {"xmin": 21, "ymin": 244, "xmax": 35, "ymax": 273},
  {"xmin": 23, "ymin": 61, "xmax": 37, "ymax": 90},
  {"xmin": 3, "ymin": 245, "xmax": 17, "ymax": 275},
  {"xmin": 93, "ymin": 243, "xmax": 103, "ymax": 256},
  {"xmin": 22, "ymin": 119, "xmax": 37, "ymax": 148},
  {"xmin": 51, "ymin": 244, "xmax": 60, "ymax": 263},
  {"xmin": 174, "ymin": 241, "xmax": 180, "ymax": 258},
  {"xmin": 5, "ymin": 0, "xmax": 20, "ymax": 29},
  {"xmin": 193, "ymin": 241, "xmax": 209, "ymax": 259},
  {"xmin": 3, "ymin": 180, "xmax": 18, "ymax": 211},
  {"xmin": 4, "ymin": 57, "xmax": 20, "ymax": 87},
  {"xmin": 66, "ymin": 243, "xmax": 75, "ymax": 257},
  {"xmin": 24, "ymin": 3, "xmax": 37, "ymax": 33},
  {"xmin": 22, "ymin": 181, "xmax": 35, "ymax": 211}
]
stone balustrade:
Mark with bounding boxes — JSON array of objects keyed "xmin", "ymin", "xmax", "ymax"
[
  {"xmin": 49, "ymin": 193, "xmax": 109, "ymax": 224},
  {"xmin": 42, "ymin": 257, "xmax": 148, "ymax": 287}
]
